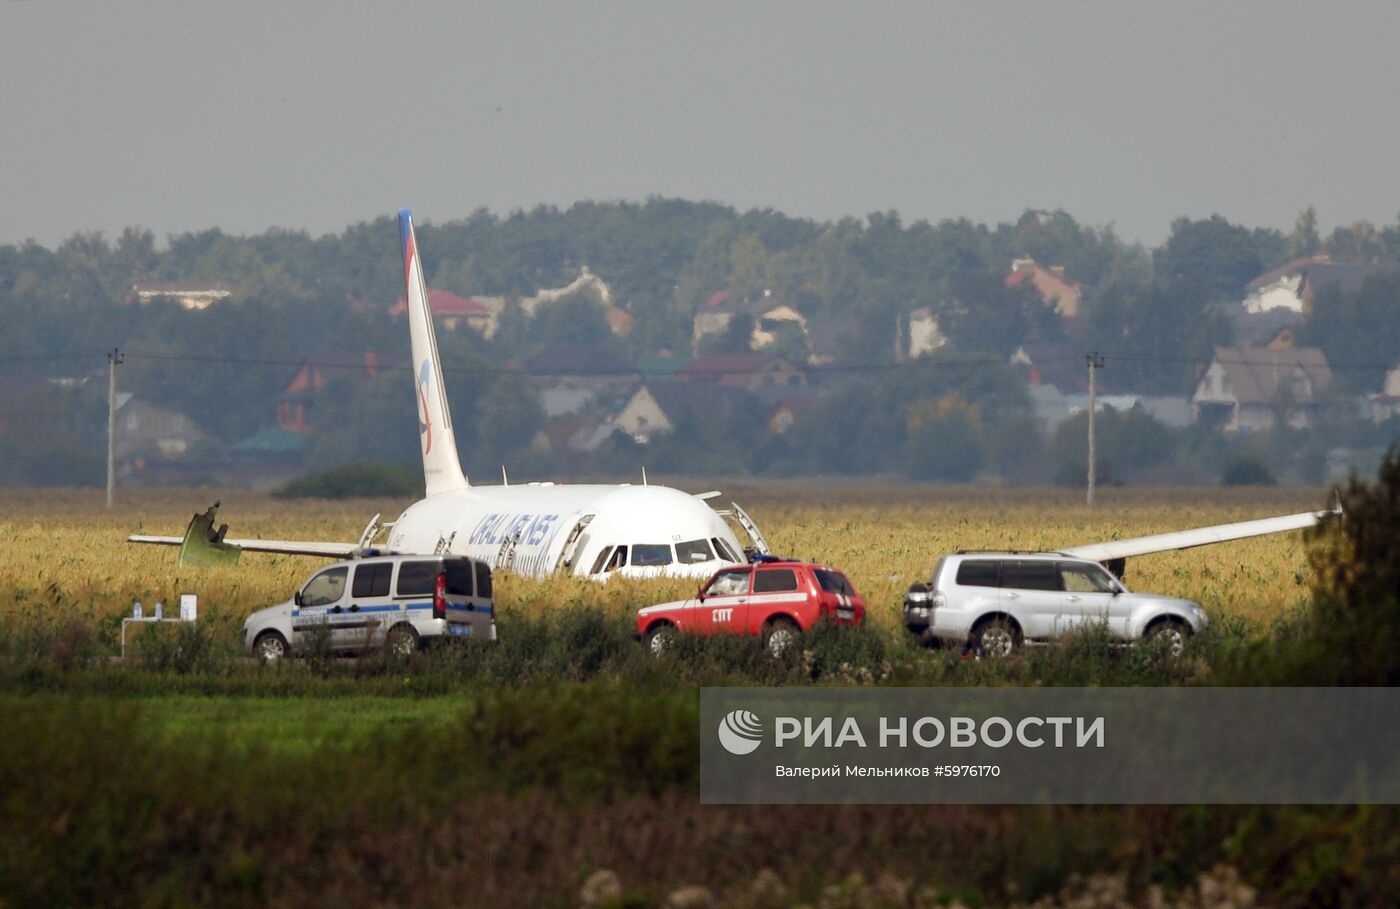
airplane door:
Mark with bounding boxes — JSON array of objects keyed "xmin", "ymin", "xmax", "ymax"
[
  {"xmin": 555, "ymin": 515, "xmax": 595, "ymax": 574},
  {"xmin": 693, "ymin": 567, "xmax": 751, "ymax": 635}
]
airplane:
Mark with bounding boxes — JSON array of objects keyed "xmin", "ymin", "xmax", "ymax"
[
  {"xmin": 129, "ymin": 210, "xmax": 764, "ymax": 580},
  {"xmin": 130, "ymin": 208, "xmax": 1337, "ymax": 581}
]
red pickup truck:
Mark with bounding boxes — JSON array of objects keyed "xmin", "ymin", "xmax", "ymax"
[{"xmin": 635, "ymin": 559, "xmax": 865, "ymax": 657}]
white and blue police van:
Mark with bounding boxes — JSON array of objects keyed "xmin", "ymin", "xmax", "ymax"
[{"xmin": 244, "ymin": 554, "xmax": 495, "ymax": 661}]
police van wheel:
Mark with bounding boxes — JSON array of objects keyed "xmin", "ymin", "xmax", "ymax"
[
  {"xmin": 385, "ymin": 624, "xmax": 419, "ymax": 658},
  {"xmin": 644, "ymin": 623, "xmax": 677, "ymax": 658},
  {"xmin": 255, "ymin": 631, "xmax": 289, "ymax": 663},
  {"xmin": 763, "ymin": 619, "xmax": 801, "ymax": 658}
]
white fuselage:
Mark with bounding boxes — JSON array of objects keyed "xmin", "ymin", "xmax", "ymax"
[{"xmin": 384, "ymin": 482, "xmax": 746, "ymax": 580}]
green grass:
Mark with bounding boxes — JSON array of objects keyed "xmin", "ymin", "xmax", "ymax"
[{"xmin": 137, "ymin": 694, "xmax": 461, "ymax": 753}]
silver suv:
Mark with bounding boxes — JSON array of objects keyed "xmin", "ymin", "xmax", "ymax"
[
  {"xmin": 902, "ymin": 552, "xmax": 1207, "ymax": 656},
  {"xmin": 244, "ymin": 554, "xmax": 496, "ymax": 661}
]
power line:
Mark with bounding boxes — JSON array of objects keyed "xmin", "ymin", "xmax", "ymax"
[{"xmin": 1, "ymin": 347, "xmax": 1395, "ymax": 378}]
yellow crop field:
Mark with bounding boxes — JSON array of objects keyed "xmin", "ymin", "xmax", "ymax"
[{"xmin": 0, "ymin": 483, "xmax": 1329, "ymax": 637}]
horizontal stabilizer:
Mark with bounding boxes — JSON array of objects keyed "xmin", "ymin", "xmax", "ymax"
[{"xmin": 1063, "ymin": 507, "xmax": 1337, "ymax": 563}]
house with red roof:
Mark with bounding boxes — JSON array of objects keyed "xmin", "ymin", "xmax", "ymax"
[
  {"xmin": 275, "ymin": 351, "xmax": 401, "ymax": 435},
  {"xmin": 390, "ymin": 289, "xmax": 501, "ymax": 335}
]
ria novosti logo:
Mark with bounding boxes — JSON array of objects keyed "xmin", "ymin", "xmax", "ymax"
[{"xmin": 717, "ymin": 709, "xmax": 763, "ymax": 755}]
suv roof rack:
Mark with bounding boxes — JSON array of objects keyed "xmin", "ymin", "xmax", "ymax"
[{"xmin": 952, "ymin": 550, "xmax": 1070, "ymax": 556}]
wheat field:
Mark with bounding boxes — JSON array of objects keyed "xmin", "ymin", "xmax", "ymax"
[{"xmin": 0, "ymin": 483, "xmax": 1329, "ymax": 638}]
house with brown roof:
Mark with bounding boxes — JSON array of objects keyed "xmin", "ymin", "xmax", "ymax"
[
  {"xmin": 1241, "ymin": 255, "xmax": 1332, "ymax": 314},
  {"xmin": 1297, "ymin": 262, "xmax": 1400, "ymax": 315},
  {"xmin": 1005, "ymin": 258, "xmax": 1082, "ymax": 318},
  {"xmin": 112, "ymin": 394, "xmax": 206, "ymax": 466},
  {"xmin": 1192, "ymin": 346, "xmax": 1334, "ymax": 433},
  {"xmin": 675, "ymin": 353, "xmax": 807, "ymax": 393},
  {"xmin": 691, "ymin": 291, "xmax": 809, "ymax": 354}
]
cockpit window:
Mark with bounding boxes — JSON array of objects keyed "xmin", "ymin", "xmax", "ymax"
[
  {"xmin": 605, "ymin": 546, "xmax": 628, "ymax": 572},
  {"xmin": 590, "ymin": 547, "xmax": 613, "ymax": 575},
  {"xmin": 712, "ymin": 537, "xmax": 740, "ymax": 563},
  {"xmin": 631, "ymin": 544, "xmax": 673, "ymax": 567},
  {"xmin": 675, "ymin": 539, "xmax": 714, "ymax": 564}
]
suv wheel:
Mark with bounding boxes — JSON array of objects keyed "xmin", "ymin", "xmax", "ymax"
[
  {"xmin": 644, "ymin": 623, "xmax": 677, "ymax": 658},
  {"xmin": 254, "ymin": 631, "xmax": 289, "ymax": 663},
  {"xmin": 385, "ymin": 624, "xmax": 419, "ymax": 658},
  {"xmin": 970, "ymin": 617, "xmax": 1021, "ymax": 659},
  {"xmin": 1146, "ymin": 618, "xmax": 1190, "ymax": 657},
  {"xmin": 763, "ymin": 618, "xmax": 801, "ymax": 658}
]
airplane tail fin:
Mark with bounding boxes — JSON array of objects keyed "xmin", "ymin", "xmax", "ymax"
[{"xmin": 399, "ymin": 209, "xmax": 469, "ymax": 495}]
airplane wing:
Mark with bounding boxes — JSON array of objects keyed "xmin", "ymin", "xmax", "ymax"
[
  {"xmin": 127, "ymin": 502, "xmax": 361, "ymax": 567},
  {"xmin": 1062, "ymin": 506, "xmax": 1337, "ymax": 564},
  {"xmin": 127, "ymin": 534, "xmax": 358, "ymax": 558}
]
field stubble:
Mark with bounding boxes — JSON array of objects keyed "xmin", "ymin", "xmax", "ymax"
[{"xmin": 0, "ymin": 483, "xmax": 1327, "ymax": 639}]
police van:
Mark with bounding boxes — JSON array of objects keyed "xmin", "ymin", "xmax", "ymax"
[{"xmin": 244, "ymin": 554, "xmax": 495, "ymax": 661}]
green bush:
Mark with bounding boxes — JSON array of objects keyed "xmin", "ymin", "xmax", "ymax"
[
  {"xmin": 1221, "ymin": 456, "xmax": 1276, "ymax": 487},
  {"xmin": 273, "ymin": 460, "xmax": 420, "ymax": 499}
]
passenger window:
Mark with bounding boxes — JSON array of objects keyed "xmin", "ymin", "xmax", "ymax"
[
  {"xmin": 590, "ymin": 547, "xmax": 613, "ymax": 575},
  {"xmin": 1000, "ymin": 561, "xmax": 1062, "ymax": 592},
  {"xmin": 605, "ymin": 546, "xmax": 628, "ymax": 572},
  {"xmin": 474, "ymin": 562, "xmax": 492, "ymax": 598},
  {"xmin": 1060, "ymin": 562, "xmax": 1115, "ymax": 594},
  {"xmin": 352, "ymin": 562, "xmax": 393, "ymax": 599},
  {"xmin": 395, "ymin": 560, "xmax": 438, "ymax": 597},
  {"xmin": 676, "ymin": 539, "xmax": 714, "ymax": 564},
  {"xmin": 705, "ymin": 569, "xmax": 751, "ymax": 596},
  {"xmin": 631, "ymin": 544, "xmax": 673, "ymax": 567},
  {"xmin": 754, "ymin": 569, "xmax": 798, "ymax": 593},
  {"xmin": 301, "ymin": 566, "xmax": 348, "ymax": 607},
  {"xmin": 955, "ymin": 561, "xmax": 999, "ymax": 588},
  {"xmin": 444, "ymin": 559, "xmax": 475, "ymax": 597},
  {"xmin": 712, "ymin": 538, "xmax": 741, "ymax": 563}
]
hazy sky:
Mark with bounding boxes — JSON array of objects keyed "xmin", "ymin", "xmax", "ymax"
[{"xmin": 3, "ymin": 1, "xmax": 1398, "ymax": 248}]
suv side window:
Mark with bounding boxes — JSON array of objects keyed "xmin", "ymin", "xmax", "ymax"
[
  {"xmin": 705, "ymin": 569, "xmax": 751, "ymax": 596},
  {"xmin": 955, "ymin": 560, "xmax": 999, "ymax": 588},
  {"xmin": 1059, "ymin": 561, "xmax": 1116, "ymax": 593},
  {"xmin": 352, "ymin": 562, "xmax": 393, "ymax": 599},
  {"xmin": 754, "ymin": 568, "xmax": 798, "ymax": 593},
  {"xmin": 1000, "ymin": 560, "xmax": 1062, "ymax": 592},
  {"xmin": 395, "ymin": 560, "xmax": 439, "ymax": 597},
  {"xmin": 302, "ymin": 566, "xmax": 348, "ymax": 607},
  {"xmin": 474, "ymin": 562, "xmax": 492, "ymax": 598}
]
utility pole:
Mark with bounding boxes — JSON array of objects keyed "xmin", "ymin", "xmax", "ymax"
[
  {"xmin": 1086, "ymin": 351, "xmax": 1104, "ymax": 507},
  {"xmin": 106, "ymin": 348, "xmax": 124, "ymax": 508}
]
